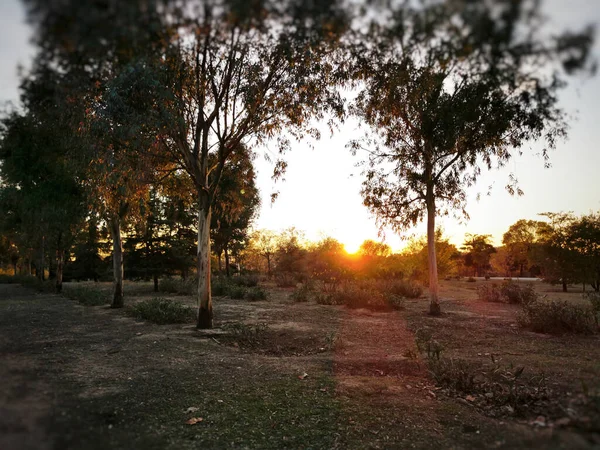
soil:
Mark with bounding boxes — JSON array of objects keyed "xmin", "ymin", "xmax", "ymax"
[{"xmin": 1, "ymin": 280, "xmax": 599, "ymax": 449}]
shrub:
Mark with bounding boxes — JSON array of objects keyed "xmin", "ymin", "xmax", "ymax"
[
  {"xmin": 501, "ymin": 282, "xmax": 537, "ymax": 305},
  {"xmin": 159, "ymin": 278, "xmax": 180, "ymax": 294},
  {"xmin": 230, "ymin": 274, "xmax": 259, "ymax": 287},
  {"xmin": 384, "ymin": 279, "xmax": 423, "ymax": 299},
  {"xmin": 128, "ymin": 298, "xmax": 195, "ymax": 325},
  {"xmin": 477, "ymin": 284, "xmax": 503, "ymax": 303},
  {"xmin": 290, "ymin": 284, "xmax": 312, "ymax": 302},
  {"xmin": 331, "ymin": 283, "xmax": 389, "ymax": 310},
  {"xmin": 228, "ymin": 286, "xmax": 247, "ymax": 300},
  {"xmin": 466, "ymin": 277, "xmax": 476, "ymax": 282},
  {"xmin": 275, "ymin": 272, "xmax": 296, "ymax": 288},
  {"xmin": 212, "ymin": 278, "xmax": 231, "ymax": 296},
  {"xmin": 246, "ymin": 287, "xmax": 268, "ymax": 301},
  {"xmin": 63, "ymin": 285, "xmax": 110, "ymax": 306},
  {"xmin": 387, "ymin": 294, "xmax": 406, "ymax": 310},
  {"xmin": 518, "ymin": 299, "xmax": 597, "ymax": 335},
  {"xmin": 586, "ymin": 292, "xmax": 600, "ymax": 326},
  {"xmin": 0, "ymin": 274, "xmax": 18, "ymax": 284},
  {"xmin": 478, "ymin": 281, "xmax": 538, "ymax": 305},
  {"xmin": 314, "ymin": 291, "xmax": 343, "ymax": 306}
]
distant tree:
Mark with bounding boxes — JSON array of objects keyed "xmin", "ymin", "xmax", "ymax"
[
  {"xmin": 211, "ymin": 148, "xmax": 260, "ymax": 277},
  {"xmin": 535, "ymin": 213, "xmax": 582, "ymax": 291},
  {"xmin": 568, "ymin": 213, "xmax": 600, "ymax": 291},
  {"xmin": 404, "ymin": 230, "xmax": 460, "ymax": 282},
  {"xmin": 351, "ymin": 0, "xmax": 595, "ymax": 314},
  {"xmin": 248, "ymin": 230, "xmax": 278, "ymax": 278},
  {"xmin": 274, "ymin": 228, "xmax": 308, "ymax": 285},
  {"xmin": 502, "ymin": 219, "xmax": 551, "ymax": 277},
  {"xmin": 358, "ymin": 240, "xmax": 391, "ymax": 258},
  {"xmin": 462, "ymin": 234, "xmax": 496, "ymax": 278},
  {"xmin": 308, "ymin": 237, "xmax": 349, "ymax": 285}
]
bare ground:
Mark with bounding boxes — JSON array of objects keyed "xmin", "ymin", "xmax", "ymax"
[{"xmin": 0, "ymin": 280, "xmax": 599, "ymax": 449}]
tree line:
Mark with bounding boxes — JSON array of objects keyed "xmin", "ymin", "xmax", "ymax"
[{"xmin": 0, "ymin": 0, "xmax": 595, "ymax": 326}]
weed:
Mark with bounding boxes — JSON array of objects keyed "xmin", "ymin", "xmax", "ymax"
[{"xmin": 128, "ymin": 298, "xmax": 195, "ymax": 325}]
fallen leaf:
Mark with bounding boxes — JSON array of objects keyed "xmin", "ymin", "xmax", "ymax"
[
  {"xmin": 465, "ymin": 395, "xmax": 476, "ymax": 402},
  {"xmin": 186, "ymin": 417, "xmax": 203, "ymax": 425},
  {"xmin": 298, "ymin": 373, "xmax": 309, "ymax": 380},
  {"xmin": 185, "ymin": 407, "xmax": 199, "ymax": 413}
]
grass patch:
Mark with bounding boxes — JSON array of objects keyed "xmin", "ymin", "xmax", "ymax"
[{"xmin": 128, "ymin": 298, "xmax": 195, "ymax": 325}]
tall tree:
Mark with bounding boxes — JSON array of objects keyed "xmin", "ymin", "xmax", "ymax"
[
  {"xmin": 351, "ymin": 0, "xmax": 594, "ymax": 314},
  {"xmin": 502, "ymin": 219, "xmax": 550, "ymax": 277},
  {"xmin": 462, "ymin": 234, "xmax": 496, "ymax": 278}
]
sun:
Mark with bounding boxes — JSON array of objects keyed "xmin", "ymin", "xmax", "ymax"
[{"xmin": 343, "ymin": 241, "xmax": 362, "ymax": 255}]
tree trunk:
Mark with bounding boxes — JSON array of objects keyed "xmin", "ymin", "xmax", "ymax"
[
  {"xmin": 56, "ymin": 248, "xmax": 64, "ymax": 294},
  {"xmin": 153, "ymin": 274, "xmax": 159, "ymax": 292},
  {"xmin": 38, "ymin": 236, "xmax": 45, "ymax": 281},
  {"xmin": 267, "ymin": 254, "xmax": 272, "ymax": 279},
  {"xmin": 197, "ymin": 206, "xmax": 213, "ymax": 329},
  {"xmin": 217, "ymin": 251, "xmax": 222, "ymax": 272},
  {"xmin": 110, "ymin": 216, "xmax": 124, "ymax": 308},
  {"xmin": 12, "ymin": 262, "xmax": 17, "ymax": 276},
  {"xmin": 562, "ymin": 279, "xmax": 567, "ymax": 293},
  {"xmin": 426, "ymin": 189, "xmax": 441, "ymax": 316},
  {"xmin": 225, "ymin": 246, "xmax": 230, "ymax": 278}
]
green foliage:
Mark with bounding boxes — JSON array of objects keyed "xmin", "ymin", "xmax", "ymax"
[
  {"xmin": 128, "ymin": 298, "xmax": 195, "ymax": 325},
  {"xmin": 62, "ymin": 285, "xmax": 111, "ymax": 306},
  {"xmin": 246, "ymin": 287, "xmax": 268, "ymax": 302},
  {"xmin": 518, "ymin": 300, "xmax": 598, "ymax": 335},
  {"xmin": 212, "ymin": 278, "xmax": 232, "ymax": 297}
]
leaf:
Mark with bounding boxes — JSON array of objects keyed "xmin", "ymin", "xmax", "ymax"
[
  {"xmin": 186, "ymin": 417, "xmax": 203, "ymax": 425},
  {"xmin": 298, "ymin": 372, "xmax": 309, "ymax": 380},
  {"xmin": 465, "ymin": 395, "xmax": 476, "ymax": 402},
  {"xmin": 184, "ymin": 407, "xmax": 199, "ymax": 413}
]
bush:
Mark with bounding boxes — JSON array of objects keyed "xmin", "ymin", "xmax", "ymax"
[
  {"xmin": 478, "ymin": 281, "xmax": 538, "ymax": 305},
  {"xmin": 159, "ymin": 278, "xmax": 180, "ymax": 294},
  {"xmin": 518, "ymin": 299, "xmax": 597, "ymax": 335},
  {"xmin": 212, "ymin": 278, "xmax": 231, "ymax": 296},
  {"xmin": 228, "ymin": 286, "xmax": 247, "ymax": 300},
  {"xmin": 246, "ymin": 287, "xmax": 268, "ymax": 301},
  {"xmin": 128, "ymin": 298, "xmax": 195, "ymax": 325},
  {"xmin": 586, "ymin": 292, "xmax": 600, "ymax": 326},
  {"xmin": 387, "ymin": 294, "xmax": 406, "ymax": 310},
  {"xmin": 501, "ymin": 282, "xmax": 537, "ymax": 305},
  {"xmin": 466, "ymin": 277, "xmax": 476, "ymax": 282},
  {"xmin": 383, "ymin": 279, "xmax": 423, "ymax": 299},
  {"xmin": 290, "ymin": 284, "xmax": 312, "ymax": 302},
  {"xmin": 63, "ymin": 285, "xmax": 110, "ymax": 306},
  {"xmin": 477, "ymin": 284, "xmax": 503, "ymax": 303},
  {"xmin": 0, "ymin": 274, "xmax": 18, "ymax": 284},
  {"xmin": 230, "ymin": 274, "xmax": 259, "ymax": 287},
  {"xmin": 275, "ymin": 272, "xmax": 296, "ymax": 288}
]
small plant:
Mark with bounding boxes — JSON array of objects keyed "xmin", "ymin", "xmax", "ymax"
[
  {"xmin": 128, "ymin": 298, "xmax": 195, "ymax": 325},
  {"xmin": 221, "ymin": 322, "xmax": 270, "ymax": 349},
  {"xmin": 228, "ymin": 285, "xmax": 247, "ymax": 300},
  {"xmin": 518, "ymin": 299, "xmax": 597, "ymax": 335},
  {"xmin": 275, "ymin": 272, "xmax": 296, "ymax": 288},
  {"xmin": 246, "ymin": 287, "xmax": 268, "ymax": 301}
]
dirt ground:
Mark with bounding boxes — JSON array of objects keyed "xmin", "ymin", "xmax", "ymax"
[{"xmin": 0, "ymin": 280, "xmax": 599, "ymax": 449}]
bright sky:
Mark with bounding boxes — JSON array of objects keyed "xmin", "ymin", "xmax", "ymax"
[{"xmin": 1, "ymin": 0, "xmax": 599, "ymax": 254}]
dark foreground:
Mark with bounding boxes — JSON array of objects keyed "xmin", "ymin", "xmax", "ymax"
[{"xmin": 0, "ymin": 283, "xmax": 598, "ymax": 449}]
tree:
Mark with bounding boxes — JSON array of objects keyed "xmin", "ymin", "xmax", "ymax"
[
  {"xmin": 211, "ymin": 148, "xmax": 260, "ymax": 277},
  {"xmin": 568, "ymin": 213, "xmax": 600, "ymax": 291},
  {"xmin": 122, "ymin": 1, "xmax": 347, "ymax": 328},
  {"xmin": 248, "ymin": 230, "xmax": 278, "ymax": 278},
  {"xmin": 403, "ymin": 230, "xmax": 460, "ymax": 282},
  {"xmin": 462, "ymin": 234, "xmax": 496, "ymax": 278},
  {"xmin": 358, "ymin": 240, "xmax": 391, "ymax": 258},
  {"xmin": 351, "ymin": 0, "xmax": 594, "ymax": 314},
  {"xmin": 502, "ymin": 219, "xmax": 550, "ymax": 277}
]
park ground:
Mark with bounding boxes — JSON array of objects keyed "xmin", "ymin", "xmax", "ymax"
[{"xmin": 0, "ymin": 280, "xmax": 599, "ymax": 449}]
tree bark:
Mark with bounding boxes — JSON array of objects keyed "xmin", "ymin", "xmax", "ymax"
[
  {"xmin": 110, "ymin": 216, "xmax": 124, "ymax": 308},
  {"xmin": 56, "ymin": 248, "xmax": 64, "ymax": 294},
  {"xmin": 217, "ymin": 251, "xmax": 222, "ymax": 272},
  {"xmin": 225, "ymin": 246, "xmax": 230, "ymax": 277},
  {"xmin": 38, "ymin": 236, "xmax": 46, "ymax": 281},
  {"xmin": 426, "ymin": 188, "xmax": 441, "ymax": 316},
  {"xmin": 197, "ymin": 205, "xmax": 213, "ymax": 329}
]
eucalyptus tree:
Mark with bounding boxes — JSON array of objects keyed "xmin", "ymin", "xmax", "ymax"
[
  {"xmin": 107, "ymin": 0, "xmax": 349, "ymax": 328},
  {"xmin": 350, "ymin": 0, "xmax": 595, "ymax": 314}
]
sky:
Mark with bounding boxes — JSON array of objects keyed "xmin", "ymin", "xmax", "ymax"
[{"xmin": 1, "ymin": 0, "xmax": 599, "ymax": 253}]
